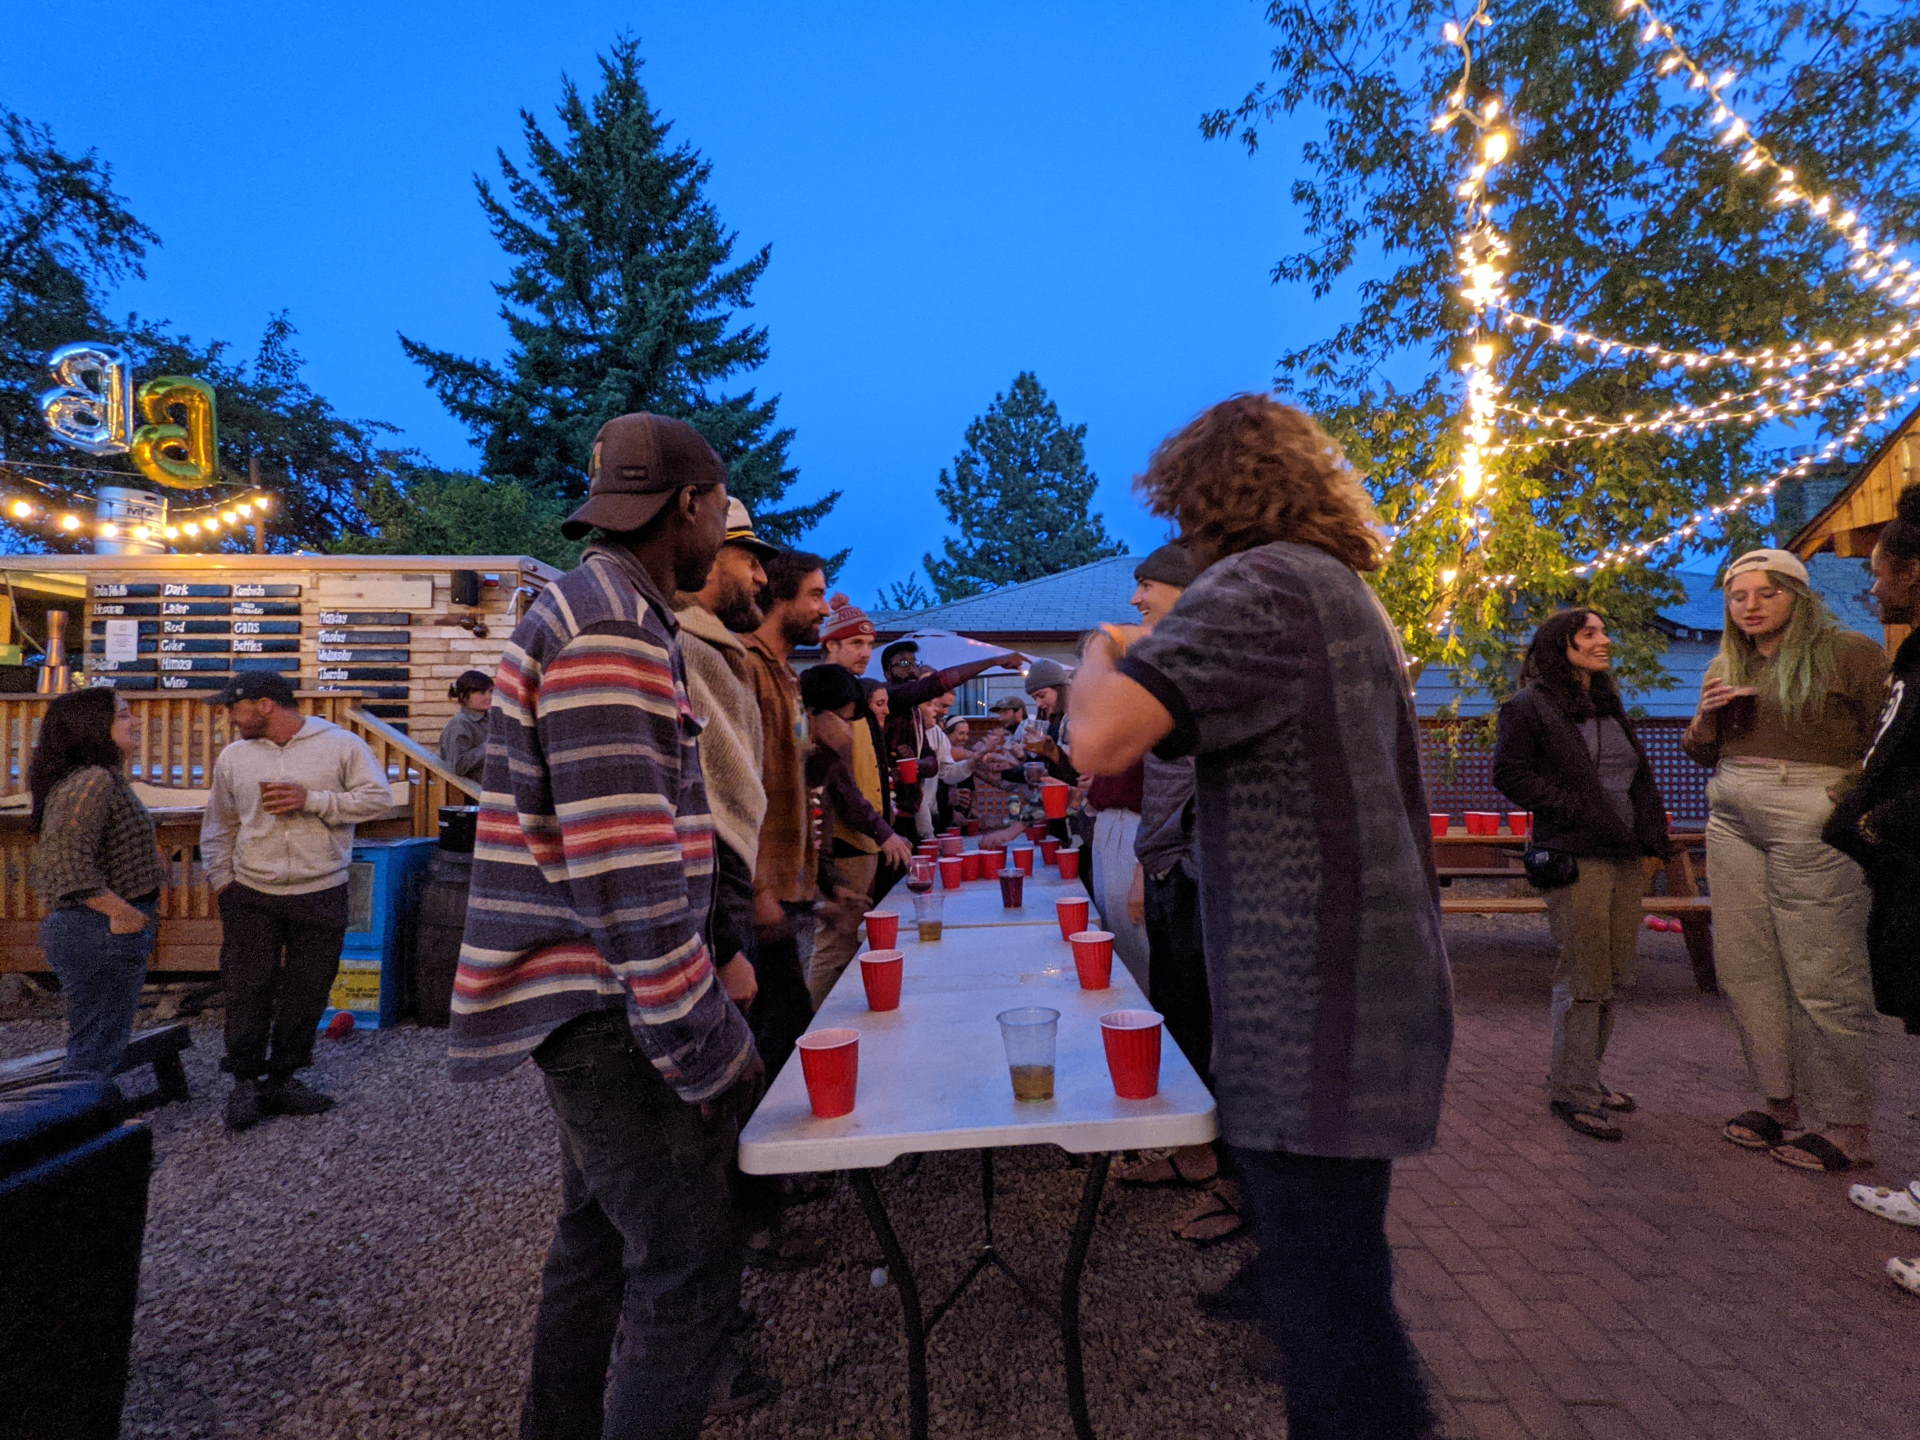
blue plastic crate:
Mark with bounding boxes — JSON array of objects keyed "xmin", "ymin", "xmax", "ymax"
[{"xmin": 321, "ymin": 837, "xmax": 435, "ymax": 1030}]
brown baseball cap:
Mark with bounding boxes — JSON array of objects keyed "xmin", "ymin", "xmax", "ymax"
[{"xmin": 561, "ymin": 413, "xmax": 728, "ymax": 540}]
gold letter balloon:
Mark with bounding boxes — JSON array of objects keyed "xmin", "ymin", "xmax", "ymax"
[
  {"xmin": 130, "ymin": 376, "xmax": 220, "ymax": 489},
  {"xmin": 39, "ymin": 342, "xmax": 134, "ymax": 455}
]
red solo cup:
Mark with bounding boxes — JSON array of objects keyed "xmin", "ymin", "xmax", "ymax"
[
  {"xmin": 1012, "ymin": 846, "xmax": 1036, "ymax": 875},
  {"xmin": 1666, "ymin": 810, "xmax": 1677, "ymax": 829},
  {"xmin": 1056, "ymin": 847, "xmax": 1082, "ymax": 881},
  {"xmin": 897, "ymin": 757, "xmax": 920, "ymax": 785},
  {"xmin": 1464, "ymin": 811, "xmax": 1501, "ymax": 837},
  {"xmin": 962, "ymin": 818, "xmax": 981, "ymax": 836},
  {"xmin": 1070, "ymin": 929, "xmax": 1115, "ymax": 990},
  {"xmin": 997, "ymin": 869, "xmax": 1026, "ymax": 908},
  {"xmin": 1100, "ymin": 1010, "xmax": 1164, "ymax": 1099},
  {"xmin": 1039, "ymin": 837, "xmax": 1061, "ymax": 865},
  {"xmin": 859, "ymin": 951, "xmax": 904, "ymax": 1011},
  {"xmin": 960, "ymin": 850, "xmax": 983, "ymax": 882},
  {"xmin": 938, "ymin": 856, "xmax": 964, "ymax": 890},
  {"xmin": 863, "ymin": 910, "xmax": 900, "ymax": 948},
  {"xmin": 1429, "ymin": 813, "xmax": 1450, "ymax": 839},
  {"xmin": 1056, "ymin": 895, "xmax": 1090, "ymax": 941},
  {"xmin": 940, "ymin": 828, "xmax": 960, "ymax": 838},
  {"xmin": 797, "ymin": 1028, "xmax": 860, "ymax": 1117},
  {"xmin": 1040, "ymin": 779, "xmax": 1070, "ymax": 818},
  {"xmin": 1026, "ymin": 822, "xmax": 1050, "ymax": 844},
  {"xmin": 1505, "ymin": 811, "xmax": 1532, "ymax": 837},
  {"xmin": 938, "ymin": 834, "xmax": 964, "ymax": 857}
]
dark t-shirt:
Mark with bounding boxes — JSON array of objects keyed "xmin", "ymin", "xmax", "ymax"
[{"xmin": 1118, "ymin": 541, "xmax": 1454, "ymax": 1159}]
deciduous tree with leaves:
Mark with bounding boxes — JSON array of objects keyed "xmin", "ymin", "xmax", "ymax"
[
  {"xmin": 922, "ymin": 371, "xmax": 1125, "ymax": 601},
  {"xmin": 401, "ymin": 37, "xmax": 832, "ymax": 547},
  {"xmin": 1208, "ymin": 0, "xmax": 1920, "ymax": 700}
]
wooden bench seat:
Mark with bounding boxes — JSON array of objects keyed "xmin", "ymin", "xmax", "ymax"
[
  {"xmin": 1440, "ymin": 895, "xmax": 1712, "ymax": 916},
  {"xmin": 0, "ymin": 1023, "xmax": 192, "ymax": 1111}
]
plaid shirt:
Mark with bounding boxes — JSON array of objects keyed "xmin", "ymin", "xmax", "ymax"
[
  {"xmin": 30, "ymin": 766, "xmax": 166, "ymax": 907},
  {"xmin": 447, "ymin": 545, "xmax": 753, "ymax": 1102}
]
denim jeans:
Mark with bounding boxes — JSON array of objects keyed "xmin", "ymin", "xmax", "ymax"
[
  {"xmin": 1233, "ymin": 1147, "xmax": 1437, "ymax": 1440},
  {"xmin": 40, "ymin": 897, "xmax": 158, "ymax": 1080},
  {"xmin": 520, "ymin": 1011, "xmax": 744, "ymax": 1440}
]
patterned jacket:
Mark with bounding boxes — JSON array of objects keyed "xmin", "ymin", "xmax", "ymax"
[{"xmin": 447, "ymin": 544, "xmax": 754, "ymax": 1102}]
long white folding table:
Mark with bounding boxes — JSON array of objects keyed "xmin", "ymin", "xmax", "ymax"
[{"xmin": 738, "ymin": 912, "xmax": 1217, "ymax": 1440}]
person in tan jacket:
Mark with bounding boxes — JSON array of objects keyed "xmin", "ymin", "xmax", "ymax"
[{"xmin": 1685, "ymin": 548, "xmax": 1889, "ymax": 1173}]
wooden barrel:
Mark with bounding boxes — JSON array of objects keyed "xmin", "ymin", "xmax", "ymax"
[{"xmin": 413, "ymin": 849, "xmax": 472, "ymax": 1027}]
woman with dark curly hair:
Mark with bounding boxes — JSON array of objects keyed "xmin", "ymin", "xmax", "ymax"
[{"xmin": 1071, "ymin": 394, "xmax": 1449, "ymax": 1440}]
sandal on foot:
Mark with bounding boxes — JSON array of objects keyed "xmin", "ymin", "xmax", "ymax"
[
  {"xmin": 1172, "ymin": 1182, "xmax": 1246, "ymax": 1246},
  {"xmin": 1888, "ymin": 1257, "xmax": 1920, "ymax": 1296},
  {"xmin": 1599, "ymin": 1088, "xmax": 1637, "ymax": 1113},
  {"xmin": 1770, "ymin": 1133, "xmax": 1872, "ymax": 1174},
  {"xmin": 1850, "ymin": 1180, "xmax": 1920, "ymax": 1227},
  {"xmin": 1550, "ymin": 1101, "xmax": 1623, "ymax": 1142},
  {"xmin": 1723, "ymin": 1110, "xmax": 1800, "ymax": 1150},
  {"xmin": 1116, "ymin": 1145, "xmax": 1218, "ymax": 1187}
]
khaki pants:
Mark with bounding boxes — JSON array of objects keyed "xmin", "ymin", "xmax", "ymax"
[
  {"xmin": 807, "ymin": 852, "xmax": 878, "ymax": 1009},
  {"xmin": 1543, "ymin": 855, "xmax": 1643, "ymax": 1107},
  {"xmin": 1705, "ymin": 760, "xmax": 1876, "ymax": 1128}
]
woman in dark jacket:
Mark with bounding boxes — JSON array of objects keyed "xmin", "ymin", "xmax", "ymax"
[{"xmin": 1494, "ymin": 609, "xmax": 1671, "ymax": 1142}]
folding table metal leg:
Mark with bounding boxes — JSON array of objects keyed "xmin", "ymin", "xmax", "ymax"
[
  {"xmin": 850, "ymin": 1168, "xmax": 929, "ymax": 1440},
  {"xmin": 1060, "ymin": 1152, "xmax": 1111, "ymax": 1440}
]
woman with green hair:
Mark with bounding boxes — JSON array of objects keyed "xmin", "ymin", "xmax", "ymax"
[{"xmin": 1685, "ymin": 548, "xmax": 1888, "ymax": 1172}]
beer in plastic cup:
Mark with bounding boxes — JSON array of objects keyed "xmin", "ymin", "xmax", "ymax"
[
  {"xmin": 997, "ymin": 870, "xmax": 1025, "ymax": 909},
  {"xmin": 911, "ymin": 890, "xmax": 945, "ymax": 942},
  {"xmin": 863, "ymin": 910, "xmax": 900, "ymax": 948},
  {"xmin": 1070, "ymin": 930, "xmax": 1114, "ymax": 990},
  {"xmin": 997, "ymin": 1006, "xmax": 1059, "ymax": 1103},
  {"xmin": 860, "ymin": 950, "xmax": 904, "ymax": 1011},
  {"xmin": 1056, "ymin": 895, "xmax": 1090, "ymax": 941},
  {"xmin": 1100, "ymin": 1010, "xmax": 1164, "ymax": 1099},
  {"xmin": 797, "ymin": 1028, "xmax": 860, "ymax": 1117}
]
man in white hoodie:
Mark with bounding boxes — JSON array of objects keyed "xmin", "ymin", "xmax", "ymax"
[{"xmin": 200, "ymin": 672, "xmax": 394, "ymax": 1131}]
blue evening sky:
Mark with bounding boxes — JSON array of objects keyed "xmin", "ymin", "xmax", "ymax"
[{"xmin": 2, "ymin": 0, "xmax": 1322, "ymax": 604}]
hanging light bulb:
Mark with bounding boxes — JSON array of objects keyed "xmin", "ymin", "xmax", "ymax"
[
  {"xmin": 7, "ymin": 500, "xmax": 30, "ymax": 520},
  {"xmin": 99, "ymin": 522, "xmax": 120, "ymax": 539},
  {"xmin": 59, "ymin": 513, "xmax": 80, "ymax": 532}
]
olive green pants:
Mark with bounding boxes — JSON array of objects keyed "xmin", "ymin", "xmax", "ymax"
[{"xmin": 1543, "ymin": 855, "xmax": 1644, "ymax": 1108}]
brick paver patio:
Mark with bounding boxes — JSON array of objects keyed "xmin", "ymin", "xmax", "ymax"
[{"xmin": 1406, "ymin": 914, "xmax": 1920, "ymax": 1440}]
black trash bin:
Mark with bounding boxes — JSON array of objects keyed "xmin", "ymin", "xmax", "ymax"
[{"xmin": 0, "ymin": 1078, "xmax": 154, "ymax": 1440}]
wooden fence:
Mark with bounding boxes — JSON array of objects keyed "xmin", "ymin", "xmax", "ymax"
[{"xmin": 1, "ymin": 693, "xmax": 477, "ymax": 972}]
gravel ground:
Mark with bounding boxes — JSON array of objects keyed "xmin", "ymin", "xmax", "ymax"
[{"xmin": 5, "ymin": 913, "xmax": 1907, "ymax": 1439}]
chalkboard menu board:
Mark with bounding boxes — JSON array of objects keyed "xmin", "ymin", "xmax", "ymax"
[{"xmin": 85, "ymin": 583, "xmax": 415, "ymax": 725}]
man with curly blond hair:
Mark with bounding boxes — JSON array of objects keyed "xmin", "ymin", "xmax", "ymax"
[{"xmin": 1071, "ymin": 394, "xmax": 1452, "ymax": 1440}]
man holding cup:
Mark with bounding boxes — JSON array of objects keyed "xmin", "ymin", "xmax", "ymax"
[{"xmin": 200, "ymin": 672, "xmax": 394, "ymax": 1131}]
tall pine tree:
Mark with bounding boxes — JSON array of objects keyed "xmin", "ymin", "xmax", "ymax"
[
  {"xmin": 922, "ymin": 371, "xmax": 1125, "ymax": 601},
  {"xmin": 400, "ymin": 38, "xmax": 832, "ymax": 544}
]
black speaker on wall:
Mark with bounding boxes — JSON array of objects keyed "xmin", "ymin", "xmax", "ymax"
[{"xmin": 450, "ymin": 569, "xmax": 480, "ymax": 607}]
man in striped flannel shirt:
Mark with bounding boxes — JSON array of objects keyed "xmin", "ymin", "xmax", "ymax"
[{"xmin": 449, "ymin": 413, "xmax": 772, "ymax": 1437}]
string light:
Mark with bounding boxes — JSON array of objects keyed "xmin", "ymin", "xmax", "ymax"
[
  {"xmin": 1497, "ymin": 308, "xmax": 1920, "ymax": 373},
  {"xmin": 0, "ymin": 484, "xmax": 275, "ymax": 548},
  {"xmin": 1615, "ymin": 0, "xmax": 1920, "ymax": 310},
  {"xmin": 1571, "ymin": 378, "xmax": 1920, "ymax": 576}
]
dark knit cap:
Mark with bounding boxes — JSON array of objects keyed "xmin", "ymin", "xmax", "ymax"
[
  {"xmin": 1134, "ymin": 543, "xmax": 1199, "ymax": 590},
  {"xmin": 800, "ymin": 663, "xmax": 863, "ymax": 714}
]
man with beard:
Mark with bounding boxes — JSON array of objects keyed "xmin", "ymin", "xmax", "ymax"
[
  {"xmin": 450, "ymin": 413, "xmax": 772, "ymax": 1434},
  {"xmin": 673, "ymin": 498, "xmax": 781, "ymax": 1019}
]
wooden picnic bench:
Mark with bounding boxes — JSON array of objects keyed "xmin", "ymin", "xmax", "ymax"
[
  {"xmin": 0, "ymin": 1023, "xmax": 192, "ymax": 1111},
  {"xmin": 1433, "ymin": 830, "xmax": 1717, "ymax": 994}
]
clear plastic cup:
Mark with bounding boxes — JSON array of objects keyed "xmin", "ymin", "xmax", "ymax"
[
  {"xmin": 911, "ymin": 890, "xmax": 945, "ymax": 942},
  {"xmin": 997, "ymin": 1006, "xmax": 1059, "ymax": 1103}
]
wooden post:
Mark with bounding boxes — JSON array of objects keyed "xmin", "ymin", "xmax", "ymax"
[{"xmin": 249, "ymin": 456, "xmax": 267, "ymax": 554}]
